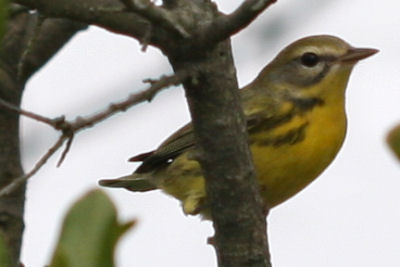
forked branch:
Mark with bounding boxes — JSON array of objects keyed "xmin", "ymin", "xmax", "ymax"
[
  {"xmin": 198, "ymin": 0, "xmax": 277, "ymax": 46},
  {"xmin": 0, "ymin": 70, "xmax": 191, "ymax": 197}
]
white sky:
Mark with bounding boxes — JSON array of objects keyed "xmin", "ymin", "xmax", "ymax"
[{"xmin": 20, "ymin": 0, "xmax": 400, "ymax": 266}]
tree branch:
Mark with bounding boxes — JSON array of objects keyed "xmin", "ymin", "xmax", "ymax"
[
  {"xmin": 0, "ymin": 97, "xmax": 57, "ymax": 126},
  {"xmin": 12, "ymin": 0, "xmax": 173, "ymax": 49},
  {"xmin": 0, "ymin": 7, "xmax": 87, "ymax": 266},
  {"xmin": 174, "ymin": 44, "xmax": 271, "ymax": 266},
  {"xmin": 157, "ymin": 3, "xmax": 271, "ymax": 266},
  {"xmin": 0, "ymin": 136, "xmax": 68, "ymax": 197},
  {"xmin": 0, "ymin": 71, "xmax": 190, "ymax": 197},
  {"xmin": 198, "ymin": 0, "xmax": 277, "ymax": 46},
  {"xmin": 70, "ymin": 70, "xmax": 190, "ymax": 132},
  {"xmin": 12, "ymin": 0, "xmax": 277, "ymax": 55}
]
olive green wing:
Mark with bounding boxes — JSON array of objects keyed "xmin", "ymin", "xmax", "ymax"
[
  {"xmin": 132, "ymin": 123, "xmax": 196, "ymax": 173},
  {"xmin": 241, "ymin": 84, "xmax": 285, "ymax": 134},
  {"xmin": 133, "ymin": 86, "xmax": 282, "ymax": 174}
]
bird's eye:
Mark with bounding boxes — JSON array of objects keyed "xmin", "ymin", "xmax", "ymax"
[{"xmin": 300, "ymin": 52, "xmax": 319, "ymax": 67}]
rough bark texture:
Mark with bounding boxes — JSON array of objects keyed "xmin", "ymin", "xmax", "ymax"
[
  {"xmin": 0, "ymin": 8, "xmax": 87, "ymax": 266},
  {"xmin": 170, "ymin": 40, "xmax": 271, "ymax": 266},
  {"xmin": 165, "ymin": 2, "xmax": 271, "ymax": 266},
  {"xmin": 0, "ymin": 72, "xmax": 24, "ymax": 267}
]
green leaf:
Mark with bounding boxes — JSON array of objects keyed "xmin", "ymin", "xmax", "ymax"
[
  {"xmin": 387, "ymin": 124, "xmax": 400, "ymax": 161},
  {"xmin": 0, "ymin": 232, "xmax": 11, "ymax": 267},
  {"xmin": 0, "ymin": 0, "xmax": 8, "ymax": 40},
  {"xmin": 49, "ymin": 189, "xmax": 135, "ymax": 267}
]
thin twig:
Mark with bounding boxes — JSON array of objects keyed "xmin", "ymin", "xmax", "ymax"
[
  {"xmin": 57, "ymin": 133, "xmax": 74, "ymax": 167},
  {"xmin": 140, "ymin": 23, "xmax": 152, "ymax": 52},
  {"xmin": 0, "ymin": 135, "xmax": 67, "ymax": 196},
  {"xmin": 70, "ymin": 70, "xmax": 190, "ymax": 132},
  {"xmin": 0, "ymin": 71, "xmax": 190, "ymax": 196},
  {"xmin": 199, "ymin": 0, "xmax": 277, "ymax": 46},
  {"xmin": 0, "ymin": 98, "xmax": 59, "ymax": 126}
]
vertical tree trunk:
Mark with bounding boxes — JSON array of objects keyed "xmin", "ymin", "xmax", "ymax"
[
  {"xmin": 0, "ymin": 79, "xmax": 25, "ymax": 267},
  {"xmin": 169, "ymin": 38, "xmax": 270, "ymax": 267},
  {"xmin": 0, "ymin": 8, "xmax": 87, "ymax": 265}
]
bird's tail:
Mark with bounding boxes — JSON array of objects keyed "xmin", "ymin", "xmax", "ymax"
[{"xmin": 99, "ymin": 174, "xmax": 157, "ymax": 192}]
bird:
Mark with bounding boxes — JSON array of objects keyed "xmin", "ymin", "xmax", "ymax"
[{"xmin": 99, "ymin": 35, "xmax": 377, "ymax": 219}]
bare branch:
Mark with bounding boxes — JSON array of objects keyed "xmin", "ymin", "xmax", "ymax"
[
  {"xmin": 2, "ymin": 70, "xmax": 189, "ymax": 133},
  {"xmin": 199, "ymin": 0, "xmax": 277, "ymax": 46},
  {"xmin": 0, "ymin": 70, "xmax": 190, "ymax": 196},
  {"xmin": 0, "ymin": 135, "xmax": 67, "ymax": 197},
  {"xmin": 70, "ymin": 70, "xmax": 190, "ymax": 132},
  {"xmin": 0, "ymin": 98, "xmax": 58, "ymax": 126},
  {"xmin": 13, "ymin": 0, "xmax": 276, "ymax": 54},
  {"xmin": 12, "ymin": 0, "xmax": 175, "ymax": 49},
  {"xmin": 57, "ymin": 133, "xmax": 74, "ymax": 167}
]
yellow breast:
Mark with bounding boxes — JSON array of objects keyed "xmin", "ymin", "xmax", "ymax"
[{"xmin": 252, "ymin": 99, "xmax": 347, "ymax": 207}]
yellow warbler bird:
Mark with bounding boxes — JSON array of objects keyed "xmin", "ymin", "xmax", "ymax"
[{"xmin": 99, "ymin": 35, "xmax": 377, "ymax": 218}]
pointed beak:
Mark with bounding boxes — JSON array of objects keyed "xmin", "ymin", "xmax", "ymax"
[{"xmin": 339, "ymin": 47, "xmax": 379, "ymax": 63}]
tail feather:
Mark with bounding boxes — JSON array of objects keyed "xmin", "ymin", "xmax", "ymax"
[{"xmin": 99, "ymin": 175, "xmax": 156, "ymax": 192}]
